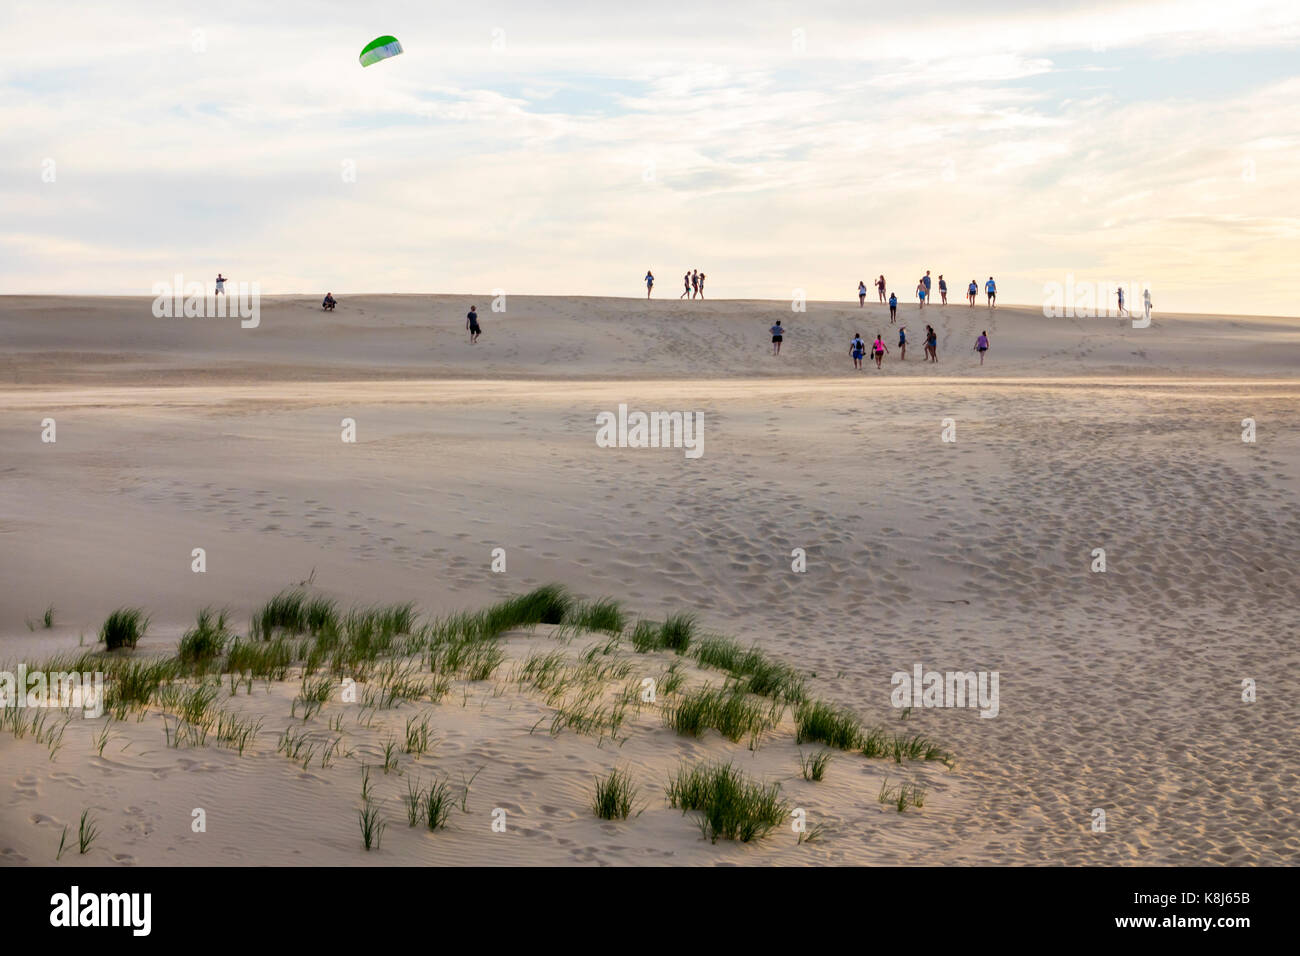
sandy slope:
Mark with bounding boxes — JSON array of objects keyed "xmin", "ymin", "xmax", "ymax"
[{"xmin": 0, "ymin": 295, "xmax": 1296, "ymax": 866}]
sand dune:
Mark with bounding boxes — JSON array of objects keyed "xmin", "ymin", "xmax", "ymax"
[{"xmin": 1, "ymin": 295, "xmax": 1296, "ymax": 866}]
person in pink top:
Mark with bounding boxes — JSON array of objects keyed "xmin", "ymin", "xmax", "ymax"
[{"xmin": 871, "ymin": 333, "xmax": 889, "ymax": 368}]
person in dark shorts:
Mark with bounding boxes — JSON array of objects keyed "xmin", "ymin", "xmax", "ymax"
[
  {"xmin": 967, "ymin": 279, "xmax": 978, "ymax": 306},
  {"xmin": 888, "ymin": 292, "xmax": 897, "ymax": 322},
  {"xmin": 898, "ymin": 325, "xmax": 908, "ymax": 361},
  {"xmin": 466, "ymin": 305, "xmax": 481, "ymax": 343},
  {"xmin": 697, "ymin": 273, "xmax": 706, "ymax": 298},
  {"xmin": 926, "ymin": 325, "xmax": 938, "ymax": 362},
  {"xmin": 938, "ymin": 275, "xmax": 947, "ymax": 304},
  {"xmin": 858, "ymin": 281, "xmax": 867, "ymax": 307},
  {"xmin": 644, "ymin": 270, "xmax": 654, "ymax": 298},
  {"xmin": 871, "ymin": 333, "xmax": 889, "ymax": 369},
  {"xmin": 876, "ymin": 275, "xmax": 886, "ymax": 303},
  {"xmin": 850, "ymin": 333, "xmax": 866, "ymax": 370},
  {"xmin": 691, "ymin": 270, "xmax": 699, "ymax": 299},
  {"xmin": 321, "ymin": 292, "xmax": 336, "ymax": 311},
  {"xmin": 974, "ymin": 330, "xmax": 990, "ymax": 365},
  {"xmin": 681, "ymin": 272, "xmax": 691, "ymax": 299},
  {"xmin": 770, "ymin": 320, "xmax": 784, "ymax": 356},
  {"xmin": 985, "ymin": 276, "xmax": 996, "ymax": 306}
]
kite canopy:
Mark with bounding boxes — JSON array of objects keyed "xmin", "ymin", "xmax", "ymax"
[{"xmin": 359, "ymin": 35, "xmax": 403, "ymax": 67}]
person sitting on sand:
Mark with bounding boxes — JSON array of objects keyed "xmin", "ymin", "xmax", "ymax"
[
  {"xmin": 321, "ymin": 293, "xmax": 337, "ymax": 311},
  {"xmin": 466, "ymin": 305, "xmax": 481, "ymax": 344},
  {"xmin": 872, "ymin": 333, "xmax": 889, "ymax": 368},
  {"xmin": 858, "ymin": 280, "xmax": 867, "ymax": 307},
  {"xmin": 770, "ymin": 320, "xmax": 784, "ymax": 356},
  {"xmin": 644, "ymin": 270, "xmax": 654, "ymax": 299},
  {"xmin": 888, "ymin": 291, "xmax": 897, "ymax": 323},
  {"xmin": 850, "ymin": 333, "xmax": 866, "ymax": 370},
  {"xmin": 974, "ymin": 330, "xmax": 990, "ymax": 365}
]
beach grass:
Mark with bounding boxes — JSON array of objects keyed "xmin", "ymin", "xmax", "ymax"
[
  {"xmin": 663, "ymin": 683, "xmax": 779, "ymax": 744},
  {"xmin": 591, "ymin": 767, "xmax": 640, "ymax": 820},
  {"xmin": 798, "ymin": 749, "xmax": 833, "ymax": 781},
  {"xmin": 666, "ymin": 760, "xmax": 789, "ymax": 843},
  {"xmin": 100, "ymin": 608, "xmax": 148, "ymax": 651}
]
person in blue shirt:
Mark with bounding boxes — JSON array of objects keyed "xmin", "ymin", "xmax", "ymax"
[
  {"xmin": 898, "ymin": 325, "xmax": 908, "ymax": 361},
  {"xmin": 644, "ymin": 271, "xmax": 654, "ymax": 298},
  {"xmin": 985, "ymin": 276, "xmax": 997, "ymax": 307},
  {"xmin": 967, "ymin": 279, "xmax": 978, "ymax": 307},
  {"xmin": 938, "ymin": 274, "xmax": 948, "ymax": 305},
  {"xmin": 888, "ymin": 292, "xmax": 897, "ymax": 322},
  {"xmin": 923, "ymin": 271, "xmax": 932, "ymax": 302}
]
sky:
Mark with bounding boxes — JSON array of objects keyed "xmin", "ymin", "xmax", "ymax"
[{"xmin": 2, "ymin": 0, "xmax": 1298, "ymax": 314}]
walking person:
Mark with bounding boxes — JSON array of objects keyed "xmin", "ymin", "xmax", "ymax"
[
  {"xmin": 985, "ymin": 276, "xmax": 997, "ymax": 307},
  {"xmin": 1116, "ymin": 286, "xmax": 1128, "ymax": 316},
  {"xmin": 466, "ymin": 304, "xmax": 481, "ymax": 344},
  {"xmin": 923, "ymin": 271, "xmax": 932, "ymax": 303},
  {"xmin": 967, "ymin": 278, "xmax": 978, "ymax": 306},
  {"xmin": 850, "ymin": 332, "xmax": 866, "ymax": 370},
  {"xmin": 938, "ymin": 274, "xmax": 948, "ymax": 305},
  {"xmin": 974, "ymin": 330, "xmax": 990, "ymax": 365},
  {"xmin": 871, "ymin": 333, "xmax": 889, "ymax": 369},
  {"xmin": 888, "ymin": 291, "xmax": 897, "ymax": 323},
  {"xmin": 680, "ymin": 272, "xmax": 691, "ymax": 299},
  {"xmin": 926, "ymin": 324, "xmax": 938, "ymax": 362},
  {"xmin": 691, "ymin": 270, "xmax": 699, "ymax": 299},
  {"xmin": 898, "ymin": 325, "xmax": 908, "ymax": 361},
  {"xmin": 644, "ymin": 270, "xmax": 654, "ymax": 299},
  {"xmin": 916, "ymin": 279, "xmax": 926, "ymax": 309},
  {"xmin": 876, "ymin": 275, "xmax": 887, "ymax": 303},
  {"xmin": 858, "ymin": 280, "xmax": 867, "ymax": 307},
  {"xmin": 770, "ymin": 320, "xmax": 784, "ymax": 356},
  {"xmin": 697, "ymin": 273, "xmax": 706, "ymax": 298}
]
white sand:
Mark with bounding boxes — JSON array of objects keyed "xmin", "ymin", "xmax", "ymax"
[{"xmin": 1, "ymin": 294, "xmax": 1297, "ymax": 865}]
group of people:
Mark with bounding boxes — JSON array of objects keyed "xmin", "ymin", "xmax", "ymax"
[
  {"xmin": 769, "ymin": 321, "xmax": 985, "ymax": 368},
  {"xmin": 642, "ymin": 269, "xmax": 707, "ymax": 299},
  {"xmin": 861, "ymin": 273, "xmax": 998, "ymax": 309}
]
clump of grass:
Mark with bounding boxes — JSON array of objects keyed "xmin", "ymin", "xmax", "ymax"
[
  {"xmin": 664, "ymin": 684, "xmax": 779, "ymax": 744},
  {"xmin": 104, "ymin": 658, "xmax": 175, "ymax": 717},
  {"xmin": 890, "ymin": 733, "xmax": 954, "ymax": 767},
  {"xmin": 798, "ymin": 750, "xmax": 833, "ymax": 782},
  {"xmin": 658, "ymin": 613, "xmax": 696, "ymax": 652},
  {"xmin": 629, "ymin": 620, "xmax": 662, "ymax": 653},
  {"xmin": 77, "ymin": 810, "xmax": 99, "ymax": 854},
  {"xmin": 424, "ymin": 777, "xmax": 455, "ymax": 830},
  {"xmin": 404, "ymin": 714, "xmax": 432, "ymax": 755},
  {"xmin": 100, "ymin": 608, "xmax": 148, "ymax": 651},
  {"xmin": 292, "ymin": 672, "xmax": 332, "ymax": 720},
  {"xmin": 666, "ymin": 761, "xmax": 789, "ymax": 843},
  {"xmin": 359, "ymin": 800, "xmax": 385, "ymax": 850},
  {"xmin": 795, "ymin": 699, "xmax": 863, "ymax": 750},
  {"xmin": 591, "ymin": 767, "xmax": 640, "ymax": 820},
  {"xmin": 251, "ymin": 589, "xmax": 308, "ymax": 640},
  {"xmin": 564, "ymin": 598, "xmax": 626, "ymax": 635},
  {"xmin": 878, "ymin": 778, "xmax": 927, "ymax": 812},
  {"xmin": 178, "ymin": 608, "xmax": 231, "ymax": 669},
  {"xmin": 213, "ymin": 709, "xmax": 261, "ymax": 755},
  {"xmin": 691, "ymin": 637, "xmax": 805, "ymax": 703}
]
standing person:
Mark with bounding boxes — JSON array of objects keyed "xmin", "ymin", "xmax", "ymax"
[
  {"xmin": 681, "ymin": 272, "xmax": 691, "ymax": 299},
  {"xmin": 466, "ymin": 305, "xmax": 481, "ymax": 344},
  {"xmin": 770, "ymin": 320, "xmax": 784, "ymax": 356},
  {"xmin": 974, "ymin": 330, "xmax": 990, "ymax": 365},
  {"xmin": 938, "ymin": 275, "xmax": 948, "ymax": 305},
  {"xmin": 877, "ymin": 275, "xmax": 887, "ymax": 303},
  {"xmin": 645, "ymin": 270, "xmax": 654, "ymax": 298},
  {"xmin": 888, "ymin": 291, "xmax": 897, "ymax": 323},
  {"xmin": 1116, "ymin": 286, "xmax": 1128, "ymax": 316},
  {"xmin": 858, "ymin": 280, "xmax": 867, "ymax": 307},
  {"xmin": 985, "ymin": 276, "xmax": 997, "ymax": 307},
  {"xmin": 1143, "ymin": 288, "xmax": 1153, "ymax": 323},
  {"xmin": 690, "ymin": 270, "xmax": 699, "ymax": 299},
  {"xmin": 926, "ymin": 325, "xmax": 938, "ymax": 362},
  {"xmin": 898, "ymin": 324, "xmax": 908, "ymax": 361},
  {"xmin": 871, "ymin": 333, "xmax": 889, "ymax": 369},
  {"xmin": 967, "ymin": 279, "xmax": 978, "ymax": 306},
  {"xmin": 697, "ymin": 273, "xmax": 706, "ymax": 298},
  {"xmin": 916, "ymin": 280, "xmax": 926, "ymax": 309},
  {"xmin": 850, "ymin": 332, "xmax": 866, "ymax": 370},
  {"xmin": 214, "ymin": 273, "xmax": 227, "ymax": 295},
  {"xmin": 923, "ymin": 271, "xmax": 932, "ymax": 303}
]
